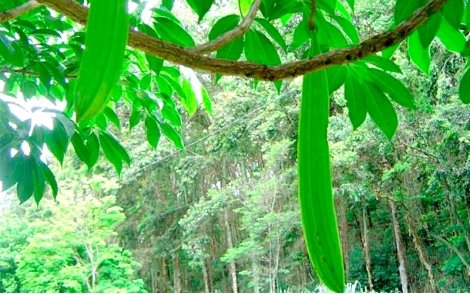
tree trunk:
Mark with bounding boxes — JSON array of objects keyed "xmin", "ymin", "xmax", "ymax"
[
  {"xmin": 173, "ymin": 254, "xmax": 181, "ymax": 293},
  {"xmin": 404, "ymin": 210, "xmax": 437, "ymax": 292},
  {"xmin": 337, "ymin": 196, "xmax": 349, "ymax": 278},
  {"xmin": 162, "ymin": 257, "xmax": 169, "ymax": 292},
  {"xmin": 389, "ymin": 200, "xmax": 408, "ymax": 293},
  {"xmin": 222, "ymin": 160, "xmax": 238, "ymax": 293},
  {"xmin": 224, "ymin": 207, "xmax": 238, "ymax": 293},
  {"xmin": 202, "ymin": 259, "xmax": 212, "ymax": 293},
  {"xmin": 361, "ymin": 207, "xmax": 374, "ymax": 292}
]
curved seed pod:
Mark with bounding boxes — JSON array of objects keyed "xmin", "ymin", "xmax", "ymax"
[
  {"xmin": 298, "ymin": 36, "xmax": 345, "ymax": 293},
  {"xmin": 74, "ymin": 0, "xmax": 129, "ymax": 122}
]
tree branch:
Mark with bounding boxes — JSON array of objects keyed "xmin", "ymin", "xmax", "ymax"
[
  {"xmin": 190, "ymin": 0, "xmax": 261, "ymax": 54},
  {"xmin": 431, "ymin": 234, "xmax": 470, "ymax": 271},
  {"xmin": 0, "ymin": 0, "xmax": 40, "ymax": 24},
  {"xmin": 26, "ymin": 0, "xmax": 449, "ymax": 80}
]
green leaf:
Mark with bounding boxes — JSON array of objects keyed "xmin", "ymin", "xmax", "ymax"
[
  {"xmin": 245, "ymin": 29, "xmax": 281, "ymax": 66},
  {"xmin": 364, "ymin": 55, "xmax": 402, "ymax": 73},
  {"xmin": 129, "ymin": 107, "xmax": 142, "ymax": 129},
  {"xmin": 74, "ymin": 0, "xmax": 129, "ymax": 122},
  {"xmin": 346, "ymin": 0, "xmax": 354, "ymax": 11},
  {"xmin": 366, "ymin": 68, "xmax": 415, "ymax": 108},
  {"xmin": 442, "ymin": 0, "xmax": 464, "ymax": 30},
  {"xmin": 160, "ymin": 122, "xmax": 184, "ymax": 149},
  {"xmin": 104, "ymin": 107, "xmax": 121, "ymax": 129},
  {"xmin": 326, "ymin": 65, "xmax": 347, "ymax": 94},
  {"xmin": 239, "ymin": 0, "xmax": 254, "ymax": 16},
  {"xmin": 245, "ymin": 29, "xmax": 282, "ymax": 91},
  {"xmin": 459, "ymin": 66, "xmax": 470, "ymax": 104},
  {"xmin": 344, "ymin": 74, "xmax": 367, "ymax": 129},
  {"xmin": 21, "ymin": 80, "xmax": 37, "ymax": 99},
  {"xmin": 45, "ymin": 119, "xmax": 70, "ymax": 164},
  {"xmin": 291, "ymin": 19, "xmax": 310, "ymax": 51},
  {"xmin": 408, "ymin": 31, "xmax": 431, "ymax": 75},
  {"xmin": 99, "ymin": 131, "xmax": 131, "ymax": 174},
  {"xmin": 209, "ymin": 15, "xmax": 244, "ymax": 61},
  {"xmin": 146, "ymin": 55, "xmax": 164, "ymax": 76},
  {"xmin": 254, "ymin": 18, "xmax": 287, "ymax": 52},
  {"xmin": 71, "ymin": 131, "xmax": 100, "ymax": 169},
  {"xmin": 209, "ymin": 15, "xmax": 240, "ymax": 40},
  {"xmin": 394, "ymin": 0, "xmax": 424, "ymax": 24},
  {"xmin": 0, "ymin": 35, "xmax": 15, "ymax": 63},
  {"xmin": 31, "ymin": 159, "xmax": 46, "ymax": 204},
  {"xmin": 181, "ymin": 79, "xmax": 199, "ymax": 116},
  {"xmin": 186, "ymin": 0, "xmax": 214, "ymax": 21},
  {"xmin": 154, "ymin": 17, "xmax": 195, "ymax": 47},
  {"xmin": 364, "ymin": 83, "xmax": 398, "ymax": 140},
  {"xmin": 145, "ymin": 115, "xmax": 161, "ymax": 149},
  {"xmin": 162, "ymin": 102, "xmax": 183, "ymax": 126},
  {"xmin": 332, "ymin": 15, "xmax": 359, "ymax": 44},
  {"xmin": 418, "ymin": 13, "xmax": 441, "ymax": 49},
  {"xmin": 316, "ymin": 15, "xmax": 349, "ymax": 49},
  {"xmin": 16, "ymin": 156, "xmax": 34, "ymax": 203},
  {"xmin": 260, "ymin": 0, "xmax": 300, "ymax": 20},
  {"xmin": 217, "ymin": 37, "xmax": 244, "ymax": 61},
  {"xmin": 40, "ymin": 162, "xmax": 58, "ymax": 198},
  {"xmin": 162, "ymin": 0, "xmax": 175, "ymax": 10},
  {"xmin": 437, "ymin": 18, "xmax": 466, "ymax": 53},
  {"xmin": 201, "ymin": 86, "xmax": 213, "ymax": 114}
]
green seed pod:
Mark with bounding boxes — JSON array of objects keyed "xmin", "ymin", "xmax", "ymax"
[
  {"xmin": 74, "ymin": 0, "xmax": 129, "ymax": 122},
  {"xmin": 298, "ymin": 36, "xmax": 345, "ymax": 293}
]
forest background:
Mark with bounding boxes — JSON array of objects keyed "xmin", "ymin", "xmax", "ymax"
[{"xmin": 0, "ymin": 0, "xmax": 469, "ymax": 292}]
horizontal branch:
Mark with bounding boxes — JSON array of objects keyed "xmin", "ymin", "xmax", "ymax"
[
  {"xmin": 190, "ymin": 0, "xmax": 261, "ymax": 54},
  {"xmin": 0, "ymin": 0, "xmax": 40, "ymax": 23},
  {"xmin": 30, "ymin": 0, "xmax": 448, "ymax": 80}
]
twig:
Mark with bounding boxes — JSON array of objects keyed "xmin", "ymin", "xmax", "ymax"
[
  {"xmin": 12, "ymin": 0, "xmax": 448, "ymax": 81},
  {"xmin": 0, "ymin": 0, "xmax": 40, "ymax": 23},
  {"xmin": 190, "ymin": 0, "xmax": 261, "ymax": 54}
]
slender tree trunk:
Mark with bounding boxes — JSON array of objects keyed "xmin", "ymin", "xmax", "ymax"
[
  {"xmin": 173, "ymin": 254, "xmax": 181, "ymax": 293},
  {"xmin": 222, "ymin": 160, "xmax": 238, "ymax": 293},
  {"xmin": 389, "ymin": 200, "xmax": 409, "ymax": 293},
  {"xmin": 361, "ymin": 207, "xmax": 374, "ymax": 292},
  {"xmin": 202, "ymin": 259, "xmax": 212, "ymax": 293},
  {"xmin": 337, "ymin": 196, "xmax": 349, "ymax": 278},
  {"xmin": 224, "ymin": 207, "xmax": 238, "ymax": 293},
  {"xmin": 404, "ymin": 210, "xmax": 437, "ymax": 292},
  {"xmin": 151, "ymin": 263, "xmax": 157, "ymax": 292},
  {"xmin": 162, "ymin": 257, "xmax": 169, "ymax": 292}
]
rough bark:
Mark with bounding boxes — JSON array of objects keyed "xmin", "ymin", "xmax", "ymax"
[
  {"xmin": 337, "ymin": 196, "xmax": 349, "ymax": 278},
  {"xmin": 404, "ymin": 210, "xmax": 437, "ymax": 292},
  {"xmin": 172, "ymin": 254, "xmax": 181, "ymax": 293},
  {"xmin": 222, "ymin": 161, "xmax": 238, "ymax": 293},
  {"xmin": 389, "ymin": 200, "xmax": 409, "ymax": 293},
  {"xmin": 361, "ymin": 207, "xmax": 374, "ymax": 292},
  {"xmin": 202, "ymin": 259, "xmax": 212, "ymax": 293}
]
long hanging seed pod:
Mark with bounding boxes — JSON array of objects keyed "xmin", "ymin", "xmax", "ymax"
[
  {"xmin": 74, "ymin": 0, "xmax": 129, "ymax": 122},
  {"xmin": 298, "ymin": 36, "xmax": 345, "ymax": 293}
]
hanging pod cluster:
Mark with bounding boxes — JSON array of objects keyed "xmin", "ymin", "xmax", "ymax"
[
  {"xmin": 298, "ymin": 37, "xmax": 345, "ymax": 293},
  {"xmin": 74, "ymin": 0, "xmax": 129, "ymax": 122}
]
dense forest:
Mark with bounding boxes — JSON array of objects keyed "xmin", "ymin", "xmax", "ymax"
[{"xmin": 1, "ymin": 0, "xmax": 469, "ymax": 292}]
